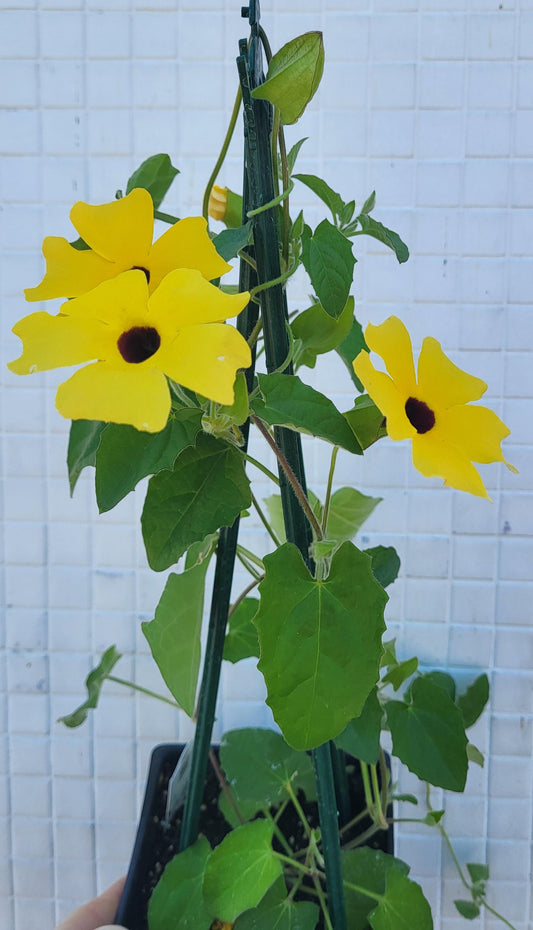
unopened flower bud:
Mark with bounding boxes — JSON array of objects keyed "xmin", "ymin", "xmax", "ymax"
[{"xmin": 208, "ymin": 185, "xmax": 243, "ymax": 228}]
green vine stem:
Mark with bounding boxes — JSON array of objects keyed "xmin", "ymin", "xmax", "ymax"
[
  {"xmin": 202, "ymin": 85, "xmax": 243, "ymax": 221},
  {"xmin": 106, "ymin": 675, "xmax": 180, "ymax": 708},
  {"xmin": 154, "ymin": 209, "xmax": 179, "ymax": 224},
  {"xmin": 322, "ymin": 445, "xmax": 339, "ymax": 536},
  {"xmin": 243, "ymin": 451, "xmax": 280, "ymax": 486},
  {"xmin": 251, "ymin": 491, "xmax": 282, "ymax": 547},
  {"xmin": 227, "ymin": 573, "xmax": 263, "ymax": 620},
  {"xmin": 238, "ymin": 14, "xmax": 347, "ymax": 927}
]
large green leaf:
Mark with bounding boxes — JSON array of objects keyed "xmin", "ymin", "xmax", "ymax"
[
  {"xmin": 67, "ymin": 419, "xmax": 106, "ymax": 494},
  {"xmin": 58, "ymin": 645, "xmax": 121, "ymax": 728},
  {"xmin": 220, "ymin": 728, "xmax": 316, "ymax": 812},
  {"xmin": 342, "ymin": 848, "xmax": 409, "ymax": 930},
  {"xmin": 368, "ymin": 869, "xmax": 433, "ymax": 930},
  {"xmin": 457, "ymin": 673, "xmax": 489, "ymax": 729},
  {"xmin": 223, "ymin": 598, "xmax": 260, "ymax": 664},
  {"xmin": 251, "ymin": 32, "xmax": 324, "ymax": 125},
  {"xmin": 386, "ymin": 676, "xmax": 468, "ymax": 791},
  {"xmin": 336, "ymin": 688, "xmax": 383, "ymax": 764},
  {"xmin": 354, "ymin": 214, "xmax": 409, "ymax": 264},
  {"xmin": 325, "ymin": 487, "xmax": 382, "ymax": 541},
  {"xmin": 301, "ymin": 220, "xmax": 356, "ymax": 319},
  {"xmin": 95, "ymin": 408, "xmax": 203, "ymax": 513},
  {"xmin": 252, "ymin": 373, "xmax": 362, "ymax": 454},
  {"xmin": 235, "ymin": 899, "xmax": 319, "ymax": 930},
  {"xmin": 147, "ymin": 837, "xmax": 213, "ymax": 930},
  {"xmin": 203, "ymin": 820, "xmax": 282, "ymax": 923},
  {"xmin": 292, "ymin": 297, "xmax": 354, "ymax": 369},
  {"xmin": 142, "ymin": 556, "xmax": 212, "ymax": 717},
  {"xmin": 125, "ymin": 153, "xmax": 179, "ymax": 210},
  {"xmin": 344, "ymin": 395, "xmax": 387, "ymax": 450},
  {"xmin": 142, "ymin": 433, "xmax": 251, "ymax": 571},
  {"xmin": 293, "ymin": 173, "xmax": 344, "ymax": 220},
  {"xmin": 364, "ymin": 546, "xmax": 401, "ymax": 588},
  {"xmin": 255, "ymin": 542, "xmax": 387, "ymax": 750}
]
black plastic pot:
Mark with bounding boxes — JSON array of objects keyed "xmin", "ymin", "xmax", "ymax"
[{"xmin": 115, "ymin": 743, "xmax": 393, "ymax": 930}]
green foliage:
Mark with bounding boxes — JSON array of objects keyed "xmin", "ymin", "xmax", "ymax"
[
  {"xmin": 301, "ymin": 219, "xmax": 356, "ymax": 319},
  {"xmin": 454, "ymin": 900, "xmax": 481, "ymax": 920},
  {"xmin": 95, "ymin": 409, "xmax": 203, "ymax": 512},
  {"xmin": 354, "ymin": 213, "xmax": 409, "ymax": 264},
  {"xmin": 365, "ymin": 546, "xmax": 401, "ymax": 588},
  {"xmin": 336, "ymin": 688, "xmax": 383, "ymax": 764},
  {"xmin": 335, "ymin": 317, "xmax": 367, "ymax": 391},
  {"xmin": 223, "ymin": 598, "xmax": 260, "ymax": 663},
  {"xmin": 286, "ymin": 137, "xmax": 308, "ymax": 174},
  {"xmin": 382, "ymin": 657, "xmax": 419, "ymax": 691},
  {"xmin": 125, "ymin": 153, "xmax": 179, "ymax": 209},
  {"xmin": 235, "ymin": 899, "xmax": 319, "ymax": 930},
  {"xmin": 142, "ymin": 555, "xmax": 212, "ymax": 717},
  {"xmin": 457, "ymin": 673, "xmax": 489, "ymax": 728},
  {"xmin": 67, "ymin": 419, "xmax": 105, "ymax": 494},
  {"xmin": 386, "ymin": 676, "xmax": 469, "ymax": 792},
  {"xmin": 325, "ymin": 487, "xmax": 382, "ymax": 541},
  {"xmin": 213, "ymin": 221, "xmax": 253, "ymax": 261},
  {"xmin": 342, "ymin": 848, "xmax": 410, "ymax": 930},
  {"xmin": 252, "ymin": 373, "xmax": 363, "ymax": 454},
  {"xmin": 292, "ymin": 296, "xmax": 354, "ymax": 369},
  {"xmin": 220, "ymin": 728, "xmax": 316, "ymax": 817},
  {"xmin": 58, "ymin": 645, "xmax": 121, "ymax": 728},
  {"xmin": 368, "ymin": 868, "xmax": 433, "ymax": 930},
  {"xmin": 147, "ymin": 837, "xmax": 213, "ymax": 930},
  {"xmin": 255, "ymin": 542, "xmax": 387, "ymax": 750},
  {"xmin": 293, "ymin": 173, "xmax": 345, "ymax": 220},
  {"xmin": 251, "ymin": 33, "xmax": 324, "ymax": 125},
  {"xmin": 203, "ymin": 820, "xmax": 283, "ymax": 922},
  {"xmin": 141, "ymin": 433, "xmax": 251, "ymax": 571},
  {"xmin": 344, "ymin": 395, "xmax": 387, "ymax": 450}
]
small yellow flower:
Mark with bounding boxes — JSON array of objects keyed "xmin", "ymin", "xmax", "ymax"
[
  {"xmin": 353, "ymin": 315, "xmax": 516, "ymax": 498},
  {"xmin": 25, "ymin": 187, "xmax": 232, "ymax": 302},
  {"xmin": 208, "ymin": 185, "xmax": 243, "ymax": 229},
  {"xmin": 9, "ymin": 269, "xmax": 251, "ymax": 433}
]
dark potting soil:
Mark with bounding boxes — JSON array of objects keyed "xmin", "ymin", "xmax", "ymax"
[{"xmin": 116, "ymin": 746, "xmax": 391, "ymax": 930}]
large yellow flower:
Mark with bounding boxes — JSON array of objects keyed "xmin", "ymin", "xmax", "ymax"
[
  {"xmin": 24, "ymin": 187, "xmax": 231, "ymax": 302},
  {"xmin": 9, "ymin": 269, "xmax": 251, "ymax": 433},
  {"xmin": 353, "ymin": 316, "xmax": 516, "ymax": 498}
]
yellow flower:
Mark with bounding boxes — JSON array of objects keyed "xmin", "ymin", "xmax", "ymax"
[
  {"xmin": 208, "ymin": 185, "xmax": 243, "ymax": 229},
  {"xmin": 25, "ymin": 187, "xmax": 232, "ymax": 302},
  {"xmin": 353, "ymin": 315, "xmax": 516, "ymax": 498},
  {"xmin": 9, "ymin": 269, "xmax": 251, "ymax": 433}
]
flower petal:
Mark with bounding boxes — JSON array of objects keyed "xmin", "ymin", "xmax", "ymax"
[
  {"xmin": 148, "ymin": 216, "xmax": 232, "ymax": 291},
  {"xmin": 411, "ymin": 429, "xmax": 489, "ymax": 498},
  {"xmin": 63, "ymin": 270, "xmax": 150, "ymax": 337},
  {"xmin": 56, "ymin": 362, "xmax": 171, "ymax": 433},
  {"xmin": 24, "ymin": 237, "xmax": 117, "ymax": 302},
  {"xmin": 8, "ymin": 311, "xmax": 103, "ymax": 374},
  {"xmin": 70, "ymin": 188, "xmax": 153, "ymax": 266},
  {"xmin": 417, "ymin": 336, "xmax": 487, "ymax": 411},
  {"xmin": 353, "ymin": 350, "xmax": 414, "ymax": 441},
  {"xmin": 364, "ymin": 316, "xmax": 417, "ymax": 396},
  {"xmin": 148, "ymin": 268, "xmax": 250, "ymax": 329},
  {"xmin": 440, "ymin": 404, "xmax": 515, "ymax": 470},
  {"xmin": 159, "ymin": 322, "xmax": 251, "ymax": 405}
]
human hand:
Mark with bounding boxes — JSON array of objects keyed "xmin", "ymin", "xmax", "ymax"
[{"xmin": 55, "ymin": 876, "xmax": 127, "ymax": 930}]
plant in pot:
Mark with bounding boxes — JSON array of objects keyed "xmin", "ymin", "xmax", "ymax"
[{"xmin": 7, "ymin": 3, "xmax": 518, "ymax": 929}]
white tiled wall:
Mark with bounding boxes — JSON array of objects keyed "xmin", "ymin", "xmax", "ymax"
[{"xmin": 1, "ymin": 1, "xmax": 532, "ymax": 928}]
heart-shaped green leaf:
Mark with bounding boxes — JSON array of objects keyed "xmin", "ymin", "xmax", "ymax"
[
  {"xmin": 147, "ymin": 837, "xmax": 213, "ymax": 930},
  {"xmin": 251, "ymin": 33, "xmax": 324, "ymax": 125},
  {"xmin": 301, "ymin": 220, "xmax": 355, "ymax": 319},
  {"xmin": 125, "ymin": 153, "xmax": 179, "ymax": 209}
]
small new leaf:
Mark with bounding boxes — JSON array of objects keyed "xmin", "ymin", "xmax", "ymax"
[
  {"xmin": 292, "ymin": 297, "xmax": 354, "ymax": 369},
  {"xmin": 355, "ymin": 214, "xmax": 409, "ymax": 264},
  {"xmin": 364, "ymin": 546, "xmax": 401, "ymax": 589},
  {"xmin": 251, "ymin": 33, "xmax": 324, "ymax": 125},
  {"xmin": 293, "ymin": 173, "xmax": 344, "ymax": 220},
  {"xmin": 454, "ymin": 900, "xmax": 481, "ymax": 920},
  {"xmin": 58, "ymin": 645, "xmax": 121, "ymax": 728},
  {"xmin": 457, "ymin": 673, "xmax": 489, "ymax": 729},
  {"xmin": 125, "ymin": 153, "xmax": 179, "ymax": 210},
  {"xmin": 212, "ymin": 222, "xmax": 253, "ymax": 262}
]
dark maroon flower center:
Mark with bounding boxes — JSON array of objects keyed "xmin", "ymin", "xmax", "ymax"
[
  {"xmin": 405, "ymin": 396, "xmax": 435, "ymax": 434},
  {"xmin": 131, "ymin": 265, "xmax": 151, "ymax": 283},
  {"xmin": 117, "ymin": 326, "xmax": 160, "ymax": 364}
]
